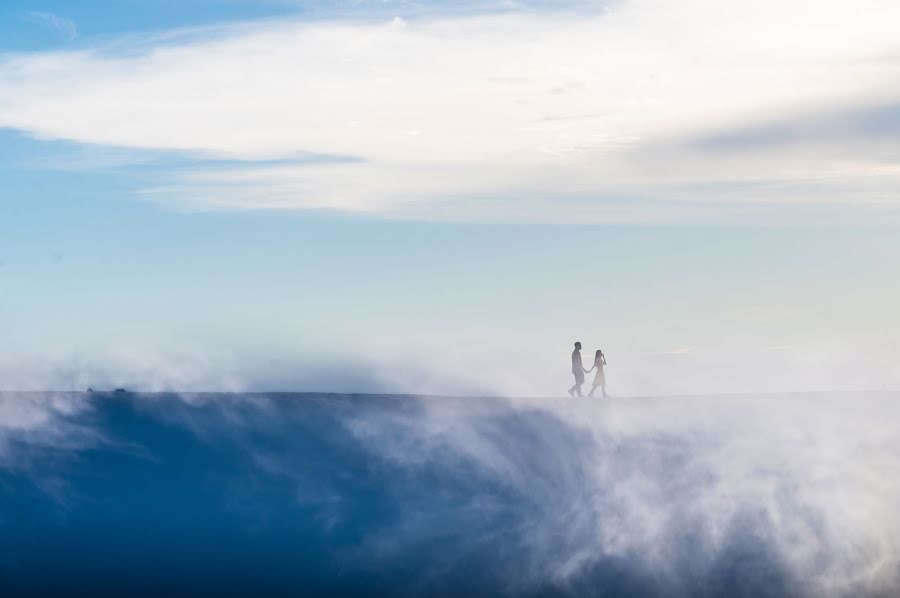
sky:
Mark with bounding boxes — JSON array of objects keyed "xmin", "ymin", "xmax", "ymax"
[{"xmin": 1, "ymin": 0, "xmax": 900, "ymax": 395}]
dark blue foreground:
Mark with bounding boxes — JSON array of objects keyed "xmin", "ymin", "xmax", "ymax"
[{"xmin": 1, "ymin": 391, "xmax": 898, "ymax": 596}]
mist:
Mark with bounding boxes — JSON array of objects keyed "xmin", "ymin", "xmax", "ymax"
[{"xmin": 2, "ymin": 390, "xmax": 898, "ymax": 596}]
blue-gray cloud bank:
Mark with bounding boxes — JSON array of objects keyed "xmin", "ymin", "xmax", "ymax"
[{"xmin": 1, "ymin": 392, "xmax": 899, "ymax": 596}]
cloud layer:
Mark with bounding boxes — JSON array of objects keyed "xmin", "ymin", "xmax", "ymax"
[
  {"xmin": 2, "ymin": 391, "xmax": 899, "ymax": 595},
  {"xmin": 3, "ymin": 0, "xmax": 900, "ymax": 220}
]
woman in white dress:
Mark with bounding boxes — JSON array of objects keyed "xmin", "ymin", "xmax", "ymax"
[{"xmin": 587, "ymin": 349, "xmax": 608, "ymax": 398}]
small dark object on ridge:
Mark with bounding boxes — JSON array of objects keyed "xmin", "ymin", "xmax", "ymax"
[{"xmin": 114, "ymin": 388, "xmax": 128, "ymax": 394}]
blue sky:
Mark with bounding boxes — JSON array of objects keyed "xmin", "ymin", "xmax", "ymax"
[{"xmin": 2, "ymin": 0, "xmax": 899, "ymax": 394}]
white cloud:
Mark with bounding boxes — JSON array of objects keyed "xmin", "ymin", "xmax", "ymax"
[
  {"xmin": 340, "ymin": 391, "xmax": 900, "ymax": 594},
  {"xmin": 4, "ymin": 332, "xmax": 898, "ymax": 397},
  {"xmin": 8, "ymin": 388, "xmax": 900, "ymax": 593},
  {"xmin": 3, "ymin": 0, "xmax": 900, "ymax": 219}
]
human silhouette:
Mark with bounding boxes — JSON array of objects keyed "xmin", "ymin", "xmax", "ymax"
[
  {"xmin": 587, "ymin": 349, "xmax": 608, "ymax": 398},
  {"xmin": 568, "ymin": 342, "xmax": 587, "ymax": 397}
]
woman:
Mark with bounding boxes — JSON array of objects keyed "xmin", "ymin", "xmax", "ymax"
[{"xmin": 587, "ymin": 349, "xmax": 608, "ymax": 398}]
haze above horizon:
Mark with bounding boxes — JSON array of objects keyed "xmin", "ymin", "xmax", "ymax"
[{"xmin": 2, "ymin": 0, "xmax": 899, "ymax": 396}]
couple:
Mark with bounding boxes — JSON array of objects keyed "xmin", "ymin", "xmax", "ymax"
[{"xmin": 568, "ymin": 341, "xmax": 608, "ymax": 398}]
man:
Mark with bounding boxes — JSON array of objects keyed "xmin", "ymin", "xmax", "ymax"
[{"xmin": 568, "ymin": 341, "xmax": 587, "ymax": 397}]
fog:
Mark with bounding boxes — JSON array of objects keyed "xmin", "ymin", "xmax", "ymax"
[
  {"xmin": 1, "ymin": 390, "xmax": 898, "ymax": 595},
  {"xmin": 342, "ymin": 392, "xmax": 900, "ymax": 595},
  {"xmin": 2, "ymin": 331, "xmax": 898, "ymax": 398}
]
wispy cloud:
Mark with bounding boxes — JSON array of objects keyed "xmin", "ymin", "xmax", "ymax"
[
  {"xmin": 10, "ymin": 389, "xmax": 898, "ymax": 594},
  {"xmin": 23, "ymin": 11, "xmax": 78, "ymax": 40},
  {"xmin": 3, "ymin": 0, "xmax": 900, "ymax": 221},
  {"xmin": 341, "ymin": 392, "xmax": 900, "ymax": 595},
  {"xmin": 123, "ymin": 390, "xmax": 900, "ymax": 595}
]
